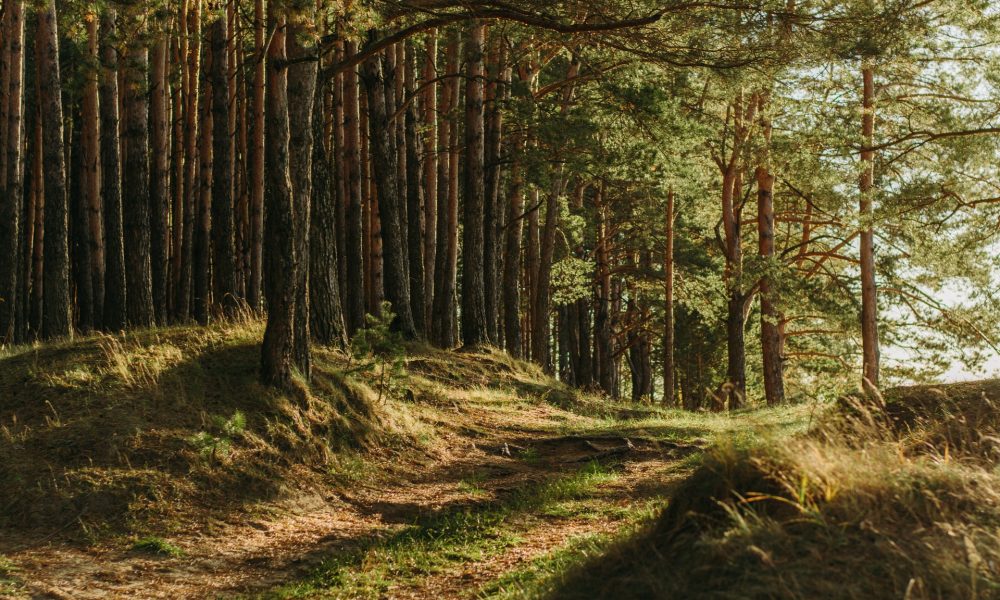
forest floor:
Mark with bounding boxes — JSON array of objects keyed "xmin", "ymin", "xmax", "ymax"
[{"xmin": 0, "ymin": 323, "xmax": 811, "ymax": 599}]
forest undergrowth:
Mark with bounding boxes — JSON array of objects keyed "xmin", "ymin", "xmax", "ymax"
[{"xmin": 1, "ymin": 322, "xmax": 996, "ymax": 599}]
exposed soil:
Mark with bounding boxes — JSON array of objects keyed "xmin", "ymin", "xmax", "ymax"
[{"xmin": 1, "ymin": 400, "xmax": 696, "ymax": 600}]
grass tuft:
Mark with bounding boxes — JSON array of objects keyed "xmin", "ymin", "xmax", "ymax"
[{"xmin": 131, "ymin": 536, "xmax": 184, "ymax": 557}]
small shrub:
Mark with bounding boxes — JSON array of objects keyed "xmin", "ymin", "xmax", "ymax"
[
  {"xmin": 187, "ymin": 411, "xmax": 246, "ymax": 461},
  {"xmin": 349, "ymin": 302, "xmax": 407, "ymax": 403}
]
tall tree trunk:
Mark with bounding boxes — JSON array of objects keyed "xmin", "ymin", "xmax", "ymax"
[
  {"xmin": 343, "ymin": 40, "xmax": 365, "ymax": 335},
  {"xmin": 230, "ymin": 1, "xmax": 245, "ymax": 299},
  {"xmin": 723, "ymin": 168, "xmax": 745, "ymax": 409},
  {"xmin": 389, "ymin": 44, "xmax": 408, "ymax": 283},
  {"xmin": 663, "ymin": 188, "xmax": 675, "ymax": 405},
  {"xmin": 422, "ymin": 30, "xmax": 438, "ymax": 330},
  {"xmin": 461, "ymin": 21, "xmax": 489, "ymax": 347},
  {"xmin": 524, "ymin": 189, "xmax": 539, "ymax": 357},
  {"xmin": 70, "ymin": 103, "xmax": 94, "ymax": 332},
  {"xmin": 363, "ymin": 92, "xmax": 383, "ymax": 315},
  {"xmin": 287, "ymin": 17, "xmax": 317, "ymax": 377},
  {"xmin": 333, "ymin": 39, "xmax": 347, "ymax": 303},
  {"xmin": 404, "ymin": 41, "xmax": 425, "ymax": 337},
  {"xmin": 576, "ymin": 295, "xmax": 592, "ymax": 388},
  {"xmin": 502, "ymin": 157, "xmax": 524, "ymax": 357},
  {"xmin": 82, "ymin": 12, "xmax": 104, "ymax": 331},
  {"xmin": 757, "ymin": 93, "xmax": 785, "ymax": 406},
  {"xmin": 150, "ymin": 35, "xmax": 170, "ymax": 325},
  {"xmin": 210, "ymin": 15, "xmax": 237, "ymax": 316},
  {"xmin": 170, "ymin": 17, "xmax": 186, "ymax": 318},
  {"xmin": 178, "ymin": 0, "xmax": 201, "ymax": 321},
  {"xmin": 100, "ymin": 9, "xmax": 126, "ymax": 331},
  {"xmin": 0, "ymin": 0, "xmax": 25, "ymax": 344},
  {"xmin": 860, "ymin": 63, "xmax": 880, "ymax": 390},
  {"xmin": 361, "ymin": 46, "xmax": 416, "ymax": 338},
  {"xmin": 595, "ymin": 183, "xmax": 613, "ymax": 396},
  {"xmin": 29, "ymin": 113, "xmax": 43, "ymax": 336},
  {"xmin": 261, "ymin": 6, "xmax": 296, "ymax": 387},
  {"xmin": 432, "ymin": 33, "xmax": 459, "ymax": 347},
  {"xmin": 483, "ymin": 39, "xmax": 505, "ymax": 343},
  {"xmin": 193, "ymin": 31, "xmax": 213, "ymax": 326},
  {"xmin": 531, "ymin": 189, "xmax": 558, "ymax": 370},
  {"xmin": 37, "ymin": 0, "xmax": 71, "ymax": 339},
  {"xmin": 122, "ymin": 24, "xmax": 154, "ymax": 328},
  {"xmin": 720, "ymin": 93, "xmax": 755, "ymax": 409},
  {"xmin": 247, "ymin": 0, "xmax": 265, "ymax": 311},
  {"xmin": 311, "ymin": 71, "xmax": 348, "ymax": 348}
]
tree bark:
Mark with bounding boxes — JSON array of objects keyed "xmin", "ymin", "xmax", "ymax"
[
  {"xmin": 170, "ymin": 14, "xmax": 186, "ymax": 319},
  {"xmin": 663, "ymin": 188, "xmax": 675, "ymax": 406},
  {"xmin": 361, "ymin": 46, "xmax": 416, "ymax": 338},
  {"xmin": 422, "ymin": 30, "xmax": 438, "ymax": 330},
  {"xmin": 461, "ymin": 21, "xmax": 489, "ymax": 347},
  {"xmin": 404, "ymin": 41, "xmax": 426, "ymax": 337},
  {"xmin": 122, "ymin": 27, "xmax": 154, "ymax": 329},
  {"xmin": 483, "ymin": 39, "xmax": 505, "ymax": 343},
  {"xmin": 860, "ymin": 63, "xmax": 880, "ymax": 389},
  {"xmin": 100, "ymin": 9, "xmax": 126, "ymax": 331},
  {"xmin": 37, "ymin": 0, "xmax": 71, "ymax": 339},
  {"xmin": 70, "ymin": 101, "xmax": 94, "ymax": 332},
  {"xmin": 595, "ymin": 183, "xmax": 613, "ymax": 396},
  {"xmin": 723, "ymin": 172, "xmax": 746, "ymax": 409},
  {"xmin": 210, "ymin": 15, "xmax": 237, "ymax": 317},
  {"xmin": 502, "ymin": 157, "xmax": 524, "ymax": 357},
  {"xmin": 525, "ymin": 188, "xmax": 539, "ymax": 357},
  {"xmin": 0, "ymin": 0, "xmax": 25, "ymax": 344},
  {"xmin": 757, "ymin": 93, "xmax": 785, "ymax": 406},
  {"xmin": 287, "ymin": 18, "xmax": 317, "ymax": 377},
  {"xmin": 247, "ymin": 0, "xmax": 265, "ymax": 312},
  {"xmin": 82, "ymin": 12, "xmax": 104, "ymax": 331},
  {"xmin": 431, "ymin": 32, "xmax": 460, "ymax": 347},
  {"xmin": 261, "ymin": 6, "xmax": 296, "ymax": 388},
  {"xmin": 310, "ymin": 69, "xmax": 348, "ymax": 348},
  {"xmin": 178, "ymin": 0, "xmax": 201, "ymax": 322},
  {"xmin": 193, "ymin": 31, "xmax": 213, "ymax": 326},
  {"xmin": 150, "ymin": 35, "xmax": 170, "ymax": 325},
  {"xmin": 343, "ymin": 40, "xmax": 365, "ymax": 335},
  {"xmin": 28, "ymin": 113, "xmax": 43, "ymax": 336},
  {"xmin": 333, "ymin": 40, "xmax": 347, "ymax": 303},
  {"xmin": 719, "ymin": 93, "xmax": 755, "ymax": 409}
]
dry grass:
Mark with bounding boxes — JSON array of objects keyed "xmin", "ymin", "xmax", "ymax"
[
  {"xmin": 0, "ymin": 320, "xmax": 429, "ymax": 540},
  {"xmin": 527, "ymin": 383, "xmax": 1000, "ymax": 599},
  {"xmin": 0, "ymin": 321, "xmax": 600, "ymax": 544}
]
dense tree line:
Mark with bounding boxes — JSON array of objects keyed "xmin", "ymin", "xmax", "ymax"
[{"xmin": 1, "ymin": 0, "xmax": 999, "ymax": 406}]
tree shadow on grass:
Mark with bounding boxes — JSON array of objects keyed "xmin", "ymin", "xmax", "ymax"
[{"xmin": 0, "ymin": 327, "xmax": 384, "ymax": 542}]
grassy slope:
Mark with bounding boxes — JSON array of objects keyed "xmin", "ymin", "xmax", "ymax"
[
  {"xmin": 492, "ymin": 383, "xmax": 1000, "ymax": 600},
  {"xmin": 9, "ymin": 323, "xmax": 991, "ymax": 599},
  {"xmin": 0, "ymin": 321, "xmax": 811, "ymax": 599},
  {"xmin": 0, "ymin": 320, "xmax": 423, "ymax": 539}
]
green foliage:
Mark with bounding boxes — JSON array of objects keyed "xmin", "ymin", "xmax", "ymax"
[
  {"xmin": 551, "ymin": 257, "xmax": 592, "ymax": 306},
  {"xmin": 187, "ymin": 411, "xmax": 246, "ymax": 461},
  {"xmin": 349, "ymin": 302, "xmax": 408, "ymax": 403}
]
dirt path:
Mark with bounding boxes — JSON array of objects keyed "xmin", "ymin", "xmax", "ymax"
[{"xmin": 1, "ymin": 402, "xmax": 696, "ymax": 600}]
